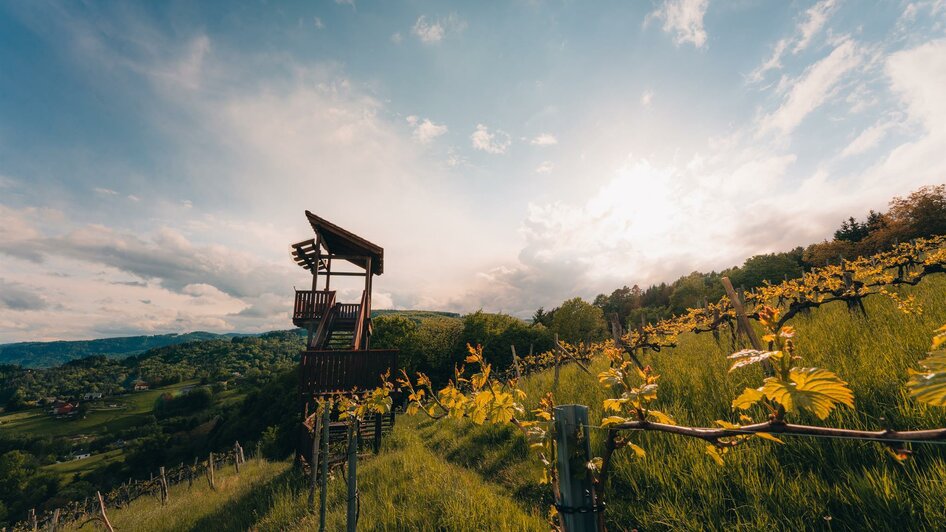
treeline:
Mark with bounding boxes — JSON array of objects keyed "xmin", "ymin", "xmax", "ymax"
[
  {"xmin": 1, "ymin": 331, "xmax": 305, "ymax": 408},
  {"xmin": 579, "ymin": 184, "xmax": 946, "ymax": 330},
  {"xmin": 0, "ymin": 331, "xmax": 245, "ymax": 368}
]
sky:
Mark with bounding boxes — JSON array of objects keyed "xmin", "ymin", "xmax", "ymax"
[{"xmin": 1, "ymin": 0, "xmax": 945, "ymax": 342}]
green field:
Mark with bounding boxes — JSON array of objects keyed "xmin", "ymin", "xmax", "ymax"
[
  {"xmin": 35, "ymin": 276, "xmax": 946, "ymax": 530},
  {"xmin": 0, "ymin": 380, "xmax": 200, "ymax": 437}
]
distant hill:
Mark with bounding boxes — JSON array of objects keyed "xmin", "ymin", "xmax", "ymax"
[
  {"xmin": 371, "ymin": 309, "xmax": 460, "ymax": 320},
  {"xmin": 0, "ymin": 310, "xmax": 458, "ymax": 368},
  {"xmin": 0, "ymin": 331, "xmax": 250, "ymax": 368}
]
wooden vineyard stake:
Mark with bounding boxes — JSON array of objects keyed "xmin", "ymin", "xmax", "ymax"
[
  {"xmin": 208, "ymin": 452, "xmax": 216, "ymax": 490},
  {"xmin": 256, "ymin": 441, "xmax": 262, "ymax": 463},
  {"xmin": 511, "ymin": 345, "xmax": 522, "ymax": 380},
  {"xmin": 346, "ymin": 419, "xmax": 360, "ymax": 532},
  {"xmin": 721, "ymin": 277, "xmax": 771, "ymax": 374},
  {"xmin": 553, "ymin": 405, "xmax": 601, "ymax": 532},
  {"xmin": 609, "ymin": 313, "xmax": 644, "ymax": 370},
  {"xmin": 309, "ymin": 409, "xmax": 321, "ymax": 509},
  {"xmin": 319, "ymin": 401, "xmax": 331, "ymax": 532},
  {"xmin": 29, "ymin": 508, "xmax": 36, "ymax": 532},
  {"xmin": 553, "ymin": 334, "xmax": 561, "ymax": 389},
  {"xmin": 96, "ymin": 492, "xmax": 114, "ymax": 532},
  {"xmin": 234, "ymin": 442, "xmax": 241, "ymax": 474},
  {"xmin": 50, "ymin": 508, "xmax": 60, "ymax": 532},
  {"xmin": 159, "ymin": 466, "xmax": 169, "ymax": 505}
]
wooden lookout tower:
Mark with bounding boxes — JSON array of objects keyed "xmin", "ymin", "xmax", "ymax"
[{"xmin": 291, "ymin": 212, "xmax": 397, "ymax": 453}]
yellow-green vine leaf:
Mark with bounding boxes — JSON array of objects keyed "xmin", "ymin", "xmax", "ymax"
[
  {"xmin": 647, "ymin": 410, "xmax": 675, "ymax": 425},
  {"xmin": 706, "ymin": 445, "xmax": 725, "ymax": 466},
  {"xmin": 907, "ymin": 351, "xmax": 946, "ymax": 406},
  {"xmin": 601, "ymin": 416, "xmax": 628, "ymax": 427},
  {"xmin": 754, "ymin": 432, "xmax": 784, "ymax": 444},
  {"xmin": 715, "ymin": 420, "xmax": 740, "ymax": 429},
  {"xmin": 761, "ymin": 367, "xmax": 854, "ymax": 420},
  {"xmin": 732, "ymin": 387, "xmax": 765, "ymax": 410},
  {"xmin": 603, "ymin": 398, "xmax": 628, "ymax": 412},
  {"xmin": 628, "ymin": 442, "xmax": 646, "ymax": 458},
  {"xmin": 728, "ymin": 349, "xmax": 782, "ymax": 373}
]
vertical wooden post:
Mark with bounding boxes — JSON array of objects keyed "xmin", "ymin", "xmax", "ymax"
[
  {"xmin": 346, "ymin": 419, "xmax": 360, "ymax": 532},
  {"xmin": 373, "ymin": 412, "xmax": 383, "ymax": 454},
  {"xmin": 722, "ymin": 277, "xmax": 771, "ymax": 377},
  {"xmin": 159, "ymin": 466, "xmax": 169, "ymax": 505},
  {"xmin": 96, "ymin": 492, "xmax": 114, "ymax": 532},
  {"xmin": 189, "ymin": 457, "xmax": 196, "ymax": 488},
  {"xmin": 208, "ymin": 452, "xmax": 216, "ymax": 490},
  {"xmin": 553, "ymin": 334, "xmax": 561, "ymax": 389},
  {"xmin": 319, "ymin": 401, "xmax": 331, "ymax": 532},
  {"xmin": 30, "ymin": 508, "xmax": 36, "ymax": 532},
  {"xmin": 309, "ymin": 408, "xmax": 321, "ymax": 509},
  {"xmin": 553, "ymin": 405, "xmax": 599, "ymax": 532},
  {"xmin": 234, "ymin": 442, "xmax": 241, "ymax": 473},
  {"xmin": 256, "ymin": 441, "xmax": 262, "ymax": 463},
  {"xmin": 50, "ymin": 508, "xmax": 60, "ymax": 532},
  {"xmin": 721, "ymin": 277, "xmax": 761, "ymax": 351},
  {"xmin": 511, "ymin": 345, "xmax": 522, "ymax": 380}
]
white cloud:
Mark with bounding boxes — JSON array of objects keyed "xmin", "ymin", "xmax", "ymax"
[
  {"xmin": 411, "ymin": 14, "xmax": 466, "ymax": 44},
  {"xmin": 314, "ymin": 17, "xmax": 325, "ymax": 30},
  {"xmin": 640, "ymin": 90, "xmax": 654, "ymax": 106},
  {"xmin": 758, "ymin": 38, "xmax": 862, "ymax": 135},
  {"xmin": 839, "ymin": 121, "xmax": 891, "ymax": 158},
  {"xmin": 530, "ymin": 133, "xmax": 558, "ymax": 146},
  {"xmin": 391, "ymin": 32, "xmax": 403, "ymax": 44},
  {"xmin": 748, "ymin": 38, "xmax": 789, "ymax": 84},
  {"xmin": 748, "ymin": 0, "xmax": 840, "ymax": 84},
  {"xmin": 794, "ymin": 0, "xmax": 840, "ymax": 53},
  {"xmin": 413, "ymin": 16, "xmax": 444, "ymax": 43},
  {"xmin": 128, "ymin": 194, "xmax": 141, "ymax": 202},
  {"xmin": 471, "ymin": 124, "xmax": 512, "ymax": 154},
  {"xmin": 646, "ymin": 0, "xmax": 709, "ymax": 49},
  {"xmin": 94, "ymin": 187, "xmax": 118, "ymax": 195},
  {"xmin": 407, "ymin": 115, "xmax": 448, "ymax": 144},
  {"xmin": 535, "ymin": 161, "xmax": 555, "ymax": 174}
]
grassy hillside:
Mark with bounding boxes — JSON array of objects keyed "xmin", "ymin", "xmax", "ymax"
[
  {"xmin": 25, "ymin": 280, "xmax": 946, "ymax": 530},
  {"xmin": 417, "ymin": 275, "xmax": 946, "ymax": 530},
  {"xmin": 64, "ymin": 423, "xmax": 544, "ymax": 531}
]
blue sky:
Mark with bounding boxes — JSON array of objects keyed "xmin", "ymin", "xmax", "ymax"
[{"xmin": 1, "ymin": 0, "xmax": 945, "ymax": 342}]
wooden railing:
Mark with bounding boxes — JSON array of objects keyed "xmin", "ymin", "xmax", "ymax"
[
  {"xmin": 294, "ymin": 290, "xmax": 336, "ymax": 321},
  {"xmin": 353, "ymin": 290, "xmax": 370, "ymax": 350},
  {"xmin": 336, "ymin": 303, "xmax": 361, "ymax": 322},
  {"xmin": 300, "ymin": 349, "xmax": 397, "ymax": 395}
]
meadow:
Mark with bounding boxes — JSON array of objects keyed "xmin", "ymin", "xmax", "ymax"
[{"xmin": 75, "ymin": 274, "xmax": 946, "ymax": 531}]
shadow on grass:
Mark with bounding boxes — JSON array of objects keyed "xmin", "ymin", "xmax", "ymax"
[{"xmin": 188, "ymin": 467, "xmax": 304, "ymax": 531}]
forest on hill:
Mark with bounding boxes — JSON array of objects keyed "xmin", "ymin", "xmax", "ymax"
[{"xmin": 0, "ymin": 331, "xmax": 251, "ymax": 368}]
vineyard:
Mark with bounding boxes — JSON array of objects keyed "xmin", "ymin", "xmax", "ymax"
[
  {"xmin": 336, "ymin": 235, "xmax": 946, "ymax": 530},
  {"xmin": 16, "ymin": 236, "xmax": 946, "ymax": 530}
]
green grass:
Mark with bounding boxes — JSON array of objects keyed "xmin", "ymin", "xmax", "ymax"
[
  {"xmin": 0, "ymin": 380, "xmax": 200, "ymax": 437},
  {"xmin": 44, "ymin": 449, "xmax": 126, "ymax": 478},
  {"xmin": 47, "ymin": 276, "xmax": 946, "ymax": 531},
  {"xmin": 61, "ymin": 424, "xmax": 545, "ymax": 531},
  {"xmin": 416, "ymin": 275, "xmax": 946, "ymax": 530},
  {"xmin": 61, "ymin": 459, "xmax": 291, "ymax": 532}
]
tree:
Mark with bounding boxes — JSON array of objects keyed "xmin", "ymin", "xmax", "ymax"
[
  {"xmin": 551, "ymin": 298, "xmax": 606, "ymax": 344},
  {"xmin": 887, "ymin": 184, "xmax": 946, "ymax": 240},
  {"xmin": 729, "ymin": 250, "xmax": 804, "ymax": 290},
  {"xmin": 803, "ymin": 240, "xmax": 855, "ymax": 267}
]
